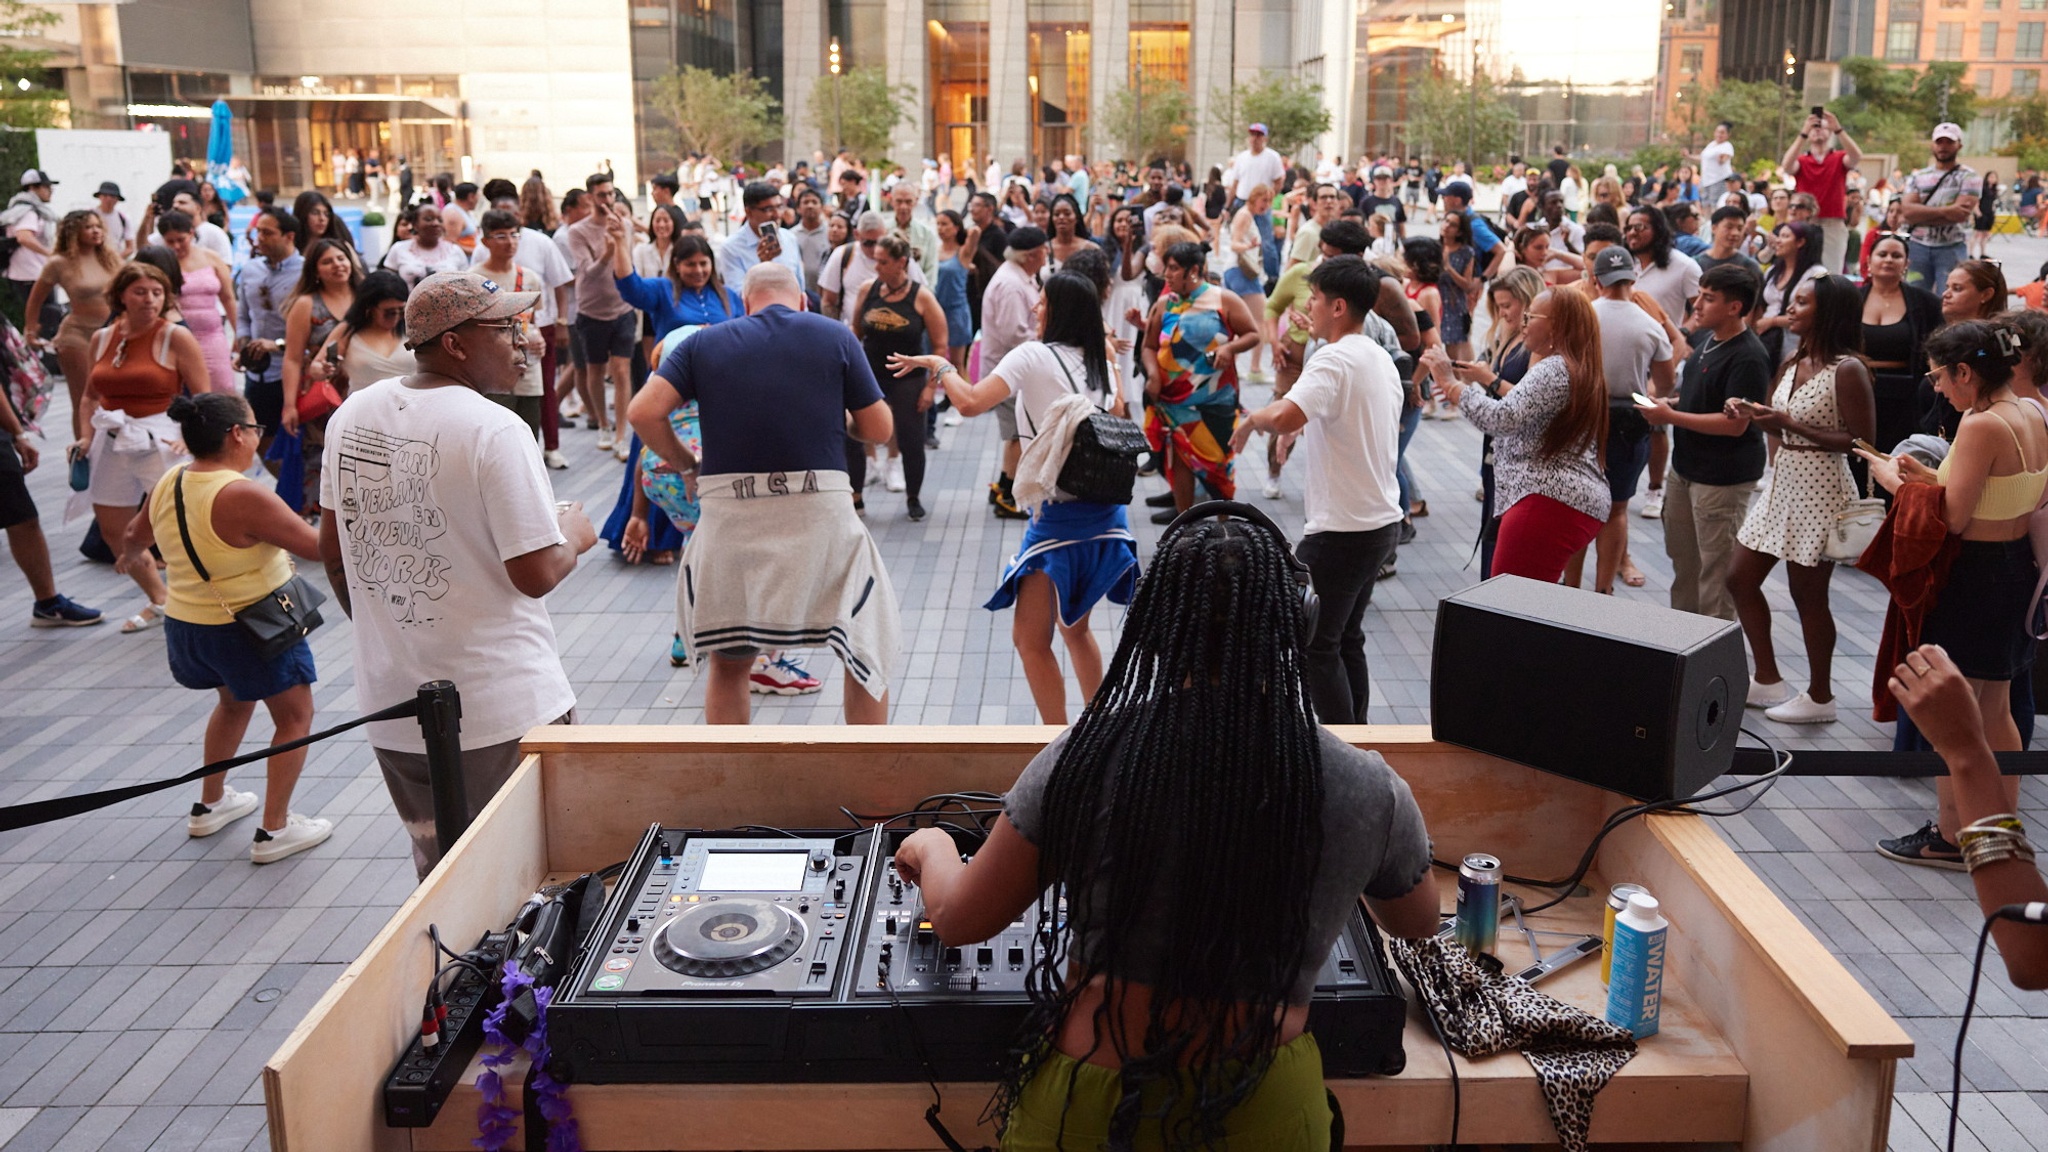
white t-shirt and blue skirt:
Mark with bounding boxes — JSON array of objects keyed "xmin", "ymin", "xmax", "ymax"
[{"xmin": 983, "ymin": 342, "xmax": 1140, "ymax": 625}]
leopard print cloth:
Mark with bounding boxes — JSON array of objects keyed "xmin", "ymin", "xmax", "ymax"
[{"xmin": 1389, "ymin": 934, "xmax": 1637, "ymax": 1152}]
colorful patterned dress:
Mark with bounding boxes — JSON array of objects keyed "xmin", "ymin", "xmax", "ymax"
[{"xmin": 1145, "ymin": 282, "xmax": 1241, "ymax": 500}]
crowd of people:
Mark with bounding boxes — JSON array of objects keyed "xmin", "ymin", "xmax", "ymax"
[
  {"xmin": 0, "ymin": 109, "xmax": 2040, "ymax": 874},
  {"xmin": 2, "ymin": 104, "xmax": 2048, "ymax": 1152}
]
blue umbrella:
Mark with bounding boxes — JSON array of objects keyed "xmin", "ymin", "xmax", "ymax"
[{"xmin": 206, "ymin": 99, "xmax": 246, "ymax": 206}]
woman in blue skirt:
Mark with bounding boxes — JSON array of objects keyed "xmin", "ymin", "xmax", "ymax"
[{"xmin": 887, "ymin": 272, "xmax": 1139, "ymax": 722}]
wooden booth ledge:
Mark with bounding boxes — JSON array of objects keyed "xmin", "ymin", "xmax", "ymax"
[{"xmin": 264, "ymin": 724, "xmax": 1911, "ymax": 1152}]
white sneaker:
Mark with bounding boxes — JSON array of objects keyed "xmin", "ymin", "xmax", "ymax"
[
  {"xmin": 865, "ymin": 463, "xmax": 882, "ymax": 488},
  {"xmin": 1641, "ymin": 489, "xmax": 1664, "ymax": 519},
  {"xmin": 615, "ymin": 442, "xmax": 630, "ymax": 462},
  {"xmin": 1765, "ymin": 691, "xmax": 1838, "ymax": 725},
  {"xmin": 597, "ymin": 430, "xmax": 616, "ymax": 451},
  {"xmin": 543, "ymin": 449, "xmax": 569, "ymax": 471},
  {"xmin": 189, "ymin": 787, "xmax": 260, "ymax": 837},
  {"xmin": 942, "ymin": 410, "xmax": 963, "ymax": 426},
  {"xmin": 886, "ymin": 456, "xmax": 907, "ymax": 492},
  {"xmin": 251, "ymin": 812, "xmax": 335, "ymax": 864},
  {"xmin": 1261, "ymin": 474, "xmax": 1283, "ymax": 500},
  {"xmin": 1746, "ymin": 678, "xmax": 1797, "ymax": 709}
]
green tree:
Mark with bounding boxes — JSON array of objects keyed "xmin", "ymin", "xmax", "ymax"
[
  {"xmin": 1696, "ymin": 78, "xmax": 1807, "ymax": 173},
  {"xmin": 1406, "ymin": 70, "xmax": 1517, "ymax": 166},
  {"xmin": 649, "ymin": 66, "xmax": 780, "ymax": 165},
  {"xmin": 1099, "ymin": 73, "xmax": 1193, "ymax": 165},
  {"xmin": 809, "ymin": 66, "xmax": 915, "ymax": 164},
  {"xmin": 1834, "ymin": 58, "xmax": 1977, "ymax": 159},
  {"xmin": 2000, "ymin": 93, "xmax": 2048, "ymax": 171},
  {"xmin": 0, "ymin": 0, "xmax": 62, "ymax": 129},
  {"xmin": 1208, "ymin": 72, "xmax": 1331, "ymax": 156}
]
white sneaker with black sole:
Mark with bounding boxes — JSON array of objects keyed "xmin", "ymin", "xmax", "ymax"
[
  {"xmin": 188, "ymin": 787, "xmax": 260, "ymax": 837},
  {"xmin": 251, "ymin": 813, "xmax": 334, "ymax": 864}
]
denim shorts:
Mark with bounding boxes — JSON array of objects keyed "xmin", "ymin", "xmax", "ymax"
[
  {"xmin": 165, "ymin": 617, "xmax": 316, "ymax": 702},
  {"xmin": 1604, "ymin": 406, "xmax": 1652, "ymax": 504}
]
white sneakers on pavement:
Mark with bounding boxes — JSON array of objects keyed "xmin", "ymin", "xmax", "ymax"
[
  {"xmin": 544, "ymin": 449, "xmax": 569, "ymax": 471},
  {"xmin": 597, "ymin": 430, "xmax": 616, "ymax": 451},
  {"xmin": 1764, "ymin": 692, "xmax": 1837, "ymax": 724},
  {"xmin": 885, "ymin": 457, "xmax": 907, "ymax": 492},
  {"xmin": 188, "ymin": 787, "xmax": 260, "ymax": 837},
  {"xmin": 1745, "ymin": 678, "xmax": 1797, "ymax": 709},
  {"xmin": 251, "ymin": 813, "xmax": 335, "ymax": 864},
  {"xmin": 1641, "ymin": 489, "xmax": 1664, "ymax": 519}
]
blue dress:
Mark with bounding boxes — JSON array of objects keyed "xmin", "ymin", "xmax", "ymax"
[
  {"xmin": 934, "ymin": 255, "xmax": 972, "ymax": 349},
  {"xmin": 600, "ymin": 276, "xmax": 744, "ymax": 557}
]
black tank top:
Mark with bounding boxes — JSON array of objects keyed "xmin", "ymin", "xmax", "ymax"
[
  {"xmin": 1861, "ymin": 315, "xmax": 1915, "ymax": 366},
  {"xmin": 859, "ymin": 279, "xmax": 927, "ymax": 384}
]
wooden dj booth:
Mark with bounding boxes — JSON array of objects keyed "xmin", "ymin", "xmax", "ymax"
[{"xmin": 262, "ymin": 725, "xmax": 1913, "ymax": 1151}]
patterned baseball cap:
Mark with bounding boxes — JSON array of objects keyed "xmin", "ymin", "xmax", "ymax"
[{"xmin": 404, "ymin": 271, "xmax": 540, "ymax": 349}]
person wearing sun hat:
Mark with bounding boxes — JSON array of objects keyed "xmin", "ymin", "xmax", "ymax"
[
  {"xmin": 1900, "ymin": 120, "xmax": 1983, "ymax": 294},
  {"xmin": 317, "ymin": 270, "xmax": 597, "ymax": 879}
]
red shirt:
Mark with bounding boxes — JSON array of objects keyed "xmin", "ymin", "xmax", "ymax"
[{"xmin": 1794, "ymin": 150, "xmax": 1848, "ymax": 220}]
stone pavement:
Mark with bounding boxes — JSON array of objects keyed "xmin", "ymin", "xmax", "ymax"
[{"xmin": 4, "ymin": 254, "xmax": 2048, "ymax": 1147}]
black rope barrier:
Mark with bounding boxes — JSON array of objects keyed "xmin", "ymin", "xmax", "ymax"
[
  {"xmin": 0, "ymin": 681, "xmax": 470, "ymax": 840},
  {"xmin": 1731, "ymin": 748, "xmax": 2048, "ymax": 778}
]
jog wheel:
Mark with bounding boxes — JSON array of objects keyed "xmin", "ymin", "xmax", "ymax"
[{"xmin": 653, "ymin": 898, "xmax": 807, "ymax": 978}]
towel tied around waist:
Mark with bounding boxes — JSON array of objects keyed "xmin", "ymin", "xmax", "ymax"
[{"xmin": 677, "ymin": 470, "xmax": 900, "ymax": 698}]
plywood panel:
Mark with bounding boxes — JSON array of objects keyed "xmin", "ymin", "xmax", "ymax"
[{"xmin": 263, "ymin": 755, "xmax": 551, "ymax": 1152}]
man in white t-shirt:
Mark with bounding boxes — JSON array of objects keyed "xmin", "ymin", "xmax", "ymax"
[
  {"xmin": 1230, "ymin": 256, "xmax": 1404, "ymax": 723},
  {"xmin": 1587, "ymin": 247, "xmax": 1674, "ymax": 597},
  {"xmin": 93, "ymin": 181, "xmax": 136, "ymax": 258},
  {"xmin": 318, "ymin": 272, "xmax": 596, "ymax": 879},
  {"xmin": 1699, "ymin": 122, "xmax": 1737, "ymax": 206},
  {"xmin": 472, "ymin": 184, "xmax": 574, "ymax": 468},
  {"xmin": 145, "ymin": 191, "xmax": 233, "ymax": 261},
  {"xmin": 1228, "ymin": 123, "xmax": 1288, "ymax": 209},
  {"xmin": 819, "ymin": 211, "xmax": 929, "ymax": 325}
]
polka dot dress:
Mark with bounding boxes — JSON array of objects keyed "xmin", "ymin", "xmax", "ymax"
[{"xmin": 1737, "ymin": 357, "xmax": 1862, "ymax": 567}]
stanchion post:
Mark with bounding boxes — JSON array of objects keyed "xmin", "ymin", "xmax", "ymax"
[{"xmin": 416, "ymin": 680, "xmax": 468, "ymax": 858}]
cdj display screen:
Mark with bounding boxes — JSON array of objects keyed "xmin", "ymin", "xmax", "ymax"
[{"xmin": 699, "ymin": 851, "xmax": 809, "ymax": 892}]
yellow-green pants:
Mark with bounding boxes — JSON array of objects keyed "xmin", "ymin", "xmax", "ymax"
[{"xmin": 1002, "ymin": 1033, "xmax": 1332, "ymax": 1152}]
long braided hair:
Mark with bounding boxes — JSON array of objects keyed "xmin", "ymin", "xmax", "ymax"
[{"xmin": 992, "ymin": 514, "xmax": 1325, "ymax": 1150}]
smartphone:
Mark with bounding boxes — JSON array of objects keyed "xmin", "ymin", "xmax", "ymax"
[
  {"xmin": 1632, "ymin": 391, "xmax": 1658, "ymax": 409},
  {"xmin": 324, "ymin": 344, "xmax": 340, "ymax": 367},
  {"xmin": 1852, "ymin": 438, "xmax": 1889, "ymax": 459},
  {"xmin": 1811, "ymin": 105, "xmax": 1825, "ymax": 117}
]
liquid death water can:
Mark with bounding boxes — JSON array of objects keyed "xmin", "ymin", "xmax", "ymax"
[
  {"xmin": 1605, "ymin": 892, "xmax": 1669, "ymax": 1038},
  {"xmin": 1455, "ymin": 853, "xmax": 1502, "ymax": 956},
  {"xmin": 1601, "ymin": 883, "xmax": 1650, "ymax": 984}
]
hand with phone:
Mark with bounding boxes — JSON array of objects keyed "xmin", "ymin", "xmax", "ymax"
[{"xmin": 756, "ymin": 222, "xmax": 781, "ymax": 264}]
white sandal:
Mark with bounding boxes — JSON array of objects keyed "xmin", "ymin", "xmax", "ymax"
[{"xmin": 120, "ymin": 603, "xmax": 166, "ymax": 633}]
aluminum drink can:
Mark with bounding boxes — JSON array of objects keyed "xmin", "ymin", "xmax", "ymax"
[
  {"xmin": 1602, "ymin": 883, "xmax": 1650, "ymax": 984},
  {"xmin": 1455, "ymin": 853, "xmax": 1502, "ymax": 956}
]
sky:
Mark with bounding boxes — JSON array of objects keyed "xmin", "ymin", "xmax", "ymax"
[{"xmin": 1496, "ymin": 0, "xmax": 1663, "ymax": 88}]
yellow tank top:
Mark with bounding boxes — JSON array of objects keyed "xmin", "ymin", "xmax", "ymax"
[
  {"xmin": 1935, "ymin": 406, "xmax": 2048, "ymax": 521},
  {"xmin": 148, "ymin": 466, "xmax": 294, "ymax": 625}
]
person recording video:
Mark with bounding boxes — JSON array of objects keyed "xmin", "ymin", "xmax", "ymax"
[{"xmin": 892, "ymin": 506, "xmax": 1441, "ymax": 1150}]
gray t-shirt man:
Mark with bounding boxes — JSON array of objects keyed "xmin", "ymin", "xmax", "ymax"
[{"xmin": 1004, "ymin": 725, "xmax": 1432, "ymax": 1001}]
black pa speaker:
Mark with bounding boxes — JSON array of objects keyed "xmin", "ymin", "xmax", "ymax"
[{"xmin": 1431, "ymin": 576, "xmax": 1747, "ymax": 802}]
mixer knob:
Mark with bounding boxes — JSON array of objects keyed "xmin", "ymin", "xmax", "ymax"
[
  {"xmin": 833, "ymin": 878, "xmax": 846, "ymax": 900},
  {"xmin": 626, "ymin": 917, "xmax": 640, "ymax": 933},
  {"xmin": 809, "ymin": 850, "xmax": 830, "ymax": 872}
]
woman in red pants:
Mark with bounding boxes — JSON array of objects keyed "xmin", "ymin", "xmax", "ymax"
[{"xmin": 1424, "ymin": 287, "xmax": 1610, "ymax": 582}]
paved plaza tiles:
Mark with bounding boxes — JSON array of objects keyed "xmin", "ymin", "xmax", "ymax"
[{"xmin": 6, "ymin": 256, "xmax": 2048, "ymax": 1147}]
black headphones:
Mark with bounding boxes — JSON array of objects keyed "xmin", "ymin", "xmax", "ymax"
[{"xmin": 1159, "ymin": 500, "xmax": 1319, "ymax": 646}]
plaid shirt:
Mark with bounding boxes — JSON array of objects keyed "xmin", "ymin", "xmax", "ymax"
[{"xmin": 1905, "ymin": 162, "xmax": 1983, "ymax": 248}]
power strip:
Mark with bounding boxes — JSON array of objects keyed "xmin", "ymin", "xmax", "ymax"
[{"xmin": 382, "ymin": 930, "xmax": 513, "ymax": 1128}]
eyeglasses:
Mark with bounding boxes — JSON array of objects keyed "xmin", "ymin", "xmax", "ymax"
[
  {"xmin": 231, "ymin": 421, "xmax": 263, "ymax": 433},
  {"xmin": 859, "ymin": 239, "xmax": 880, "ymax": 250}
]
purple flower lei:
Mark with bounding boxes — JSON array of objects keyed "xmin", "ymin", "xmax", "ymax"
[{"xmin": 474, "ymin": 965, "xmax": 581, "ymax": 1152}]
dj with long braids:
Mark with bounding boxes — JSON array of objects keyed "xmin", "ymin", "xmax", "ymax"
[{"xmin": 892, "ymin": 506, "xmax": 1440, "ymax": 1151}]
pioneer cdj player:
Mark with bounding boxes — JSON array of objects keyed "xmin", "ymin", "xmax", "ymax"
[{"xmin": 548, "ymin": 824, "xmax": 1408, "ymax": 1084}]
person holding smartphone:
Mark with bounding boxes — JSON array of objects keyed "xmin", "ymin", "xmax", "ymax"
[
  {"xmin": 714, "ymin": 180, "xmax": 806, "ymax": 294},
  {"xmin": 1639, "ymin": 264, "xmax": 1773, "ymax": 621},
  {"xmin": 1781, "ymin": 107, "xmax": 1864, "ymax": 281}
]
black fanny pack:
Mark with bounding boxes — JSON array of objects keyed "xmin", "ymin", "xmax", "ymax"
[{"xmin": 173, "ymin": 467, "xmax": 326, "ymax": 660}]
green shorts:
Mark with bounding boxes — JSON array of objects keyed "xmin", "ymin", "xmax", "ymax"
[{"xmin": 1002, "ymin": 1032, "xmax": 1332, "ymax": 1152}]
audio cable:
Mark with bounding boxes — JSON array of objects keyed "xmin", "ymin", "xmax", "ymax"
[{"xmin": 1949, "ymin": 903, "xmax": 2048, "ymax": 1152}]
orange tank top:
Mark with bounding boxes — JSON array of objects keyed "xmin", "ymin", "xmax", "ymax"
[{"xmin": 90, "ymin": 319, "xmax": 180, "ymax": 417}]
